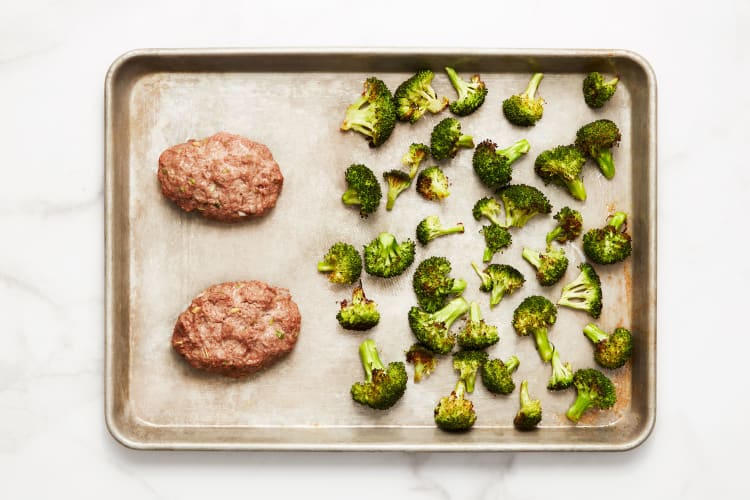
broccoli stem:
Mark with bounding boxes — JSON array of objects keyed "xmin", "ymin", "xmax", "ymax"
[
  {"xmin": 566, "ymin": 179, "xmax": 587, "ymax": 201},
  {"xmin": 341, "ymin": 189, "xmax": 361, "ymax": 205},
  {"xmin": 521, "ymin": 248, "xmax": 541, "ymax": 269},
  {"xmin": 605, "ymin": 76, "xmax": 620, "ymax": 87},
  {"xmin": 317, "ymin": 262, "xmax": 334, "ymax": 272},
  {"xmin": 457, "ymin": 135, "xmax": 475, "ymax": 148},
  {"xmin": 444, "ymin": 67, "xmax": 466, "ymax": 94},
  {"xmin": 471, "ymin": 262, "xmax": 490, "ymax": 288},
  {"xmin": 440, "ymin": 224, "xmax": 466, "ymax": 238},
  {"xmin": 358, "ymin": 339, "xmax": 385, "ymax": 383},
  {"xmin": 505, "ymin": 355, "xmax": 520, "ymax": 373},
  {"xmin": 595, "ymin": 150, "xmax": 615, "ymax": 179},
  {"xmin": 454, "ymin": 378, "xmax": 467, "ymax": 399},
  {"xmin": 566, "ymin": 392, "xmax": 593, "ymax": 422},
  {"xmin": 525, "ymin": 73, "xmax": 544, "ymax": 99},
  {"xmin": 519, "ymin": 380, "xmax": 533, "ymax": 407},
  {"xmin": 482, "ymin": 247, "xmax": 494, "ymax": 263},
  {"xmin": 498, "ymin": 139, "xmax": 531, "ymax": 164},
  {"xmin": 608, "ymin": 212, "xmax": 628, "ymax": 230},
  {"xmin": 468, "ymin": 301, "xmax": 481, "ymax": 323},
  {"xmin": 452, "ymin": 278, "xmax": 468, "ymax": 295},
  {"xmin": 532, "ymin": 328, "xmax": 553, "ymax": 362},
  {"xmin": 433, "ymin": 297, "xmax": 470, "ymax": 329},
  {"xmin": 545, "ymin": 227, "xmax": 562, "ymax": 248},
  {"xmin": 583, "ymin": 323, "xmax": 608, "ymax": 343}
]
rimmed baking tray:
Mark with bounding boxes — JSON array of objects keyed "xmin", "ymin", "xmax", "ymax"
[{"xmin": 105, "ymin": 48, "xmax": 656, "ymax": 451}]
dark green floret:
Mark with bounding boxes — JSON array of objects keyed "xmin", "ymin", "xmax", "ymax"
[
  {"xmin": 336, "ymin": 285, "xmax": 380, "ymax": 331},
  {"xmin": 394, "ymin": 69, "xmax": 448, "ymax": 123},
  {"xmin": 471, "ymin": 262, "xmax": 525, "ymax": 308},
  {"xmin": 547, "ymin": 346, "xmax": 573, "ymax": 391},
  {"xmin": 583, "ymin": 72, "xmax": 619, "ymax": 109},
  {"xmin": 351, "ymin": 339, "xmax": 408, "ymax": 410},
  {"xmin": 452, "ymin": 350, "xmax": 488, "ymax": 393},
  {"xmin": 342, "ymin": 164, "xmax": 382, "ymax": 216},
  {"xmin": 582, "ymin": 212, "xmax": 632, "ymax": 264},
  {"xmin": 575, "ymin": 119, "xmax": 622, "ymax": 179},
  {"xmin": 566, "ymin": 368, "xmax": 617, "ymax": 422},
  {"xmin": 512, "ymin": 295, "xmax": 557, "ymax": 363},
  {"xmin": 546, "ymin": 207, "xmax": 583, "ymax": 249},
  {"xmin": 408, "ymin": 297, "xmax": 470, "ymax": 354},
  {"xmin": 472, "ymin": 139, "xmax": 531, "ymax": 189},
  {"xmin": 317, "ymin": 242, "xmax": 362, "ymax": 284},
  {"xmin": 416, "ymin": 166, "xmax": 451, "ymax": 201},
  {"xmin": 444, "ymin": 67, "xmax": 488, "ymax": 116},
  {"xmin": 434, "ymin": 376, "xmax": 476, "ymax": 432},
  {"xmin": 502, "ymin": 73, "xmax": 544, "ymax": 126},
  {"xmin": 481, "ymin": 356, "xmax": 520, "ymax": 395},
  {"xmin": 405, "ymin": 344, "xmax": 438, "ymax": 383},
  {"xmin": 534, "ymin": 145, "xmax": 588, "ymax": 201},
  {"xmin": 430, "ymin": 117, "xmax": 475, "ymax": 160},
  {"xmin": 481, "ymin": 224, "xmax": 512, "ymax": 262},
  {"xmin": 583, "ymin": 323, "xmax": 634, "ymax": 369},
  {"xmin": 457, "ymin": 301, "xmax": 499, "ymax": 350},
  {"xmin": 383, "ymin": 170, "xmax": 411, "ymax": 211},
  {"xmin": 340, "ymin": 77, "xmax": 397, "ymax": 147},
  {"xmin": 472, "ymin": 196, "xmax": 504, "ymax": 226},
  {"xmin": 363, "ymin": 232, "xmax": 416, "ymax": 278},
  {"xmin": 521, "ymin": 246, "xmax": 569, "ymax": 286},
  {"xmin": 498, "ymin": 184, "xmax": 552, "ymax": 228},
  {"xmin": 514, "ymin": 380, "xmax": 542, "ymax": 430},
  {"xmin": 412, "ymin": 256, "xmax": 467, "ymax": 313},
  {"xmin": 558, "ymin": 263, "xmax": 603, "ymax": 319},
  {"xmin": 416, "ymin": 215, "xmax": 465, "ymax": 246},
  {"xmin": 401, "ymin": 143, "xmax": 431, "ymax": 179}
]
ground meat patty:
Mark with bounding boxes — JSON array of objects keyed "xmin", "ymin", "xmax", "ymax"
[
  {"xmin": 158, "ymin": 132, "xmax": 283, "ymax": 222},
  {"xmin": 172, "ymin": 281, "xmax": 301, "ymax": 378}
]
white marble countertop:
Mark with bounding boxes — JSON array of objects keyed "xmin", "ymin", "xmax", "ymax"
[{"xmin": 1, "ymin": 0, "xmax": 747, "ymax": 498}]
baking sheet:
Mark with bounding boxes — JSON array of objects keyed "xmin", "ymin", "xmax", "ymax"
[{"xmin": 105, "ymin": 48, "xmax": 656, "ymax": 451}]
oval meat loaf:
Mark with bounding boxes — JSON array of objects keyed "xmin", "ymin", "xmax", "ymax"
[
  {"xmin": 158, "ymin": 132, "xmax": 284, "ymax": 222},
  {"xmin": 172, "ymin": 281, "xmax": 301, "ymax": 378}
]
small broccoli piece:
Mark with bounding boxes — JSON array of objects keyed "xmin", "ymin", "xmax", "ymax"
[
  {"xmin": 521, "ymin": 246, "xmax": 569, "ymax": 286},
  {"xmin": 457, "ymin": 301, "xmax": 499, "ymax": 350},
  {"xmin": 566, "ymin": 368, "xmax": 617, "ymax": 423},
  {"xmin": 351, "ymin": 339, "xmax": 408, "ymax": 410},
  {"xmin": 534, "ymin": 145, "xmax": 588, "ymax": 201},
  {"xmin": 363, "ymin": 232, "xmax": 416, "ymax": 278},
  {"xmin": 502, "ymin": 73, "xmax": 544, "ymax": 126},
  {"xmin": 557, "ymin": 263, "xmax": 603, "ymax": 319},
  {"xmin": 583, "ymin": 212, "xmax": 633, "ymax": 264},
  {"xmin": 408, "ymin": 297, "xmax": 470, "ymax": 354},
  {"xmin": 317, "ymin": 242, "xmax": 362, "ymax": 284},
  {"xmin": 512, "ymin": 295, "xmax": 557, "ymax": 363},
  {"xmin": 583, "ymin": 72, "xmax": 619, "ymax": 109},
  {"xmin": 401, "ymin": 142, "xmax": 431, "ymax": 180},
  {"xmin": 336, "ymin": 285, "xmax": 380, "ymax": 331},
  {"xmin": 575, "ymin": 119, "xmax": 622, "ymax": 179},
  {"xmin": 405, "ymin": 344, "xmax": 438, "ymax": 383},
  {"xmin": 394, "ymin": 69, "xmax": 448, "ymax": 123},
  {"xmin": 453, "ymin": 350, "xmax": 488, "ymax": 394},
  {"xmin": 434, "ymin": 377, "xmax": 476, "ymax": 432},
  {"xmin": 497, "ymin": 184, "xmax": 552, "ymax": 228},
  {"xmin": 472, "ymin": 196, "xmax": 504, "ymax": 226},
  {"xmin": 547, "ymin": 346, "xmax": 574, "ymax": 391},
  {"xmin": 412, "ymin": 256, "xmax": 467, "ymax": 313},
  {"xmin": 583, "ymin": 323, "xmax": 634, "ymax": 369},
  {"xmin": 471, "ymin": 262, "xmax": 525, "ymax": 308},
  {"xmin": 481, "ymin": 356, "xmax": 520, "ymax": 395},
  {"xmin": 546, "ymin": 207, "xmax": 583, "ymax": 249},
  {"xmin": 430, "ymin": 118, "xmax": 475, "ymax": 160},
  {"xmin": 342, "ymin": 164, "xmax": 382, "ymax": 216},
  {"xmin": 416, "ymin": 215, "xmax": 465, "ymax": 246},
  {"xmin": 472, "ymin": 139, "xmax": 531, "ymax": 189},
  {"xmin": 382, "ymin": 170, "xmax": 411, "ymax": 211},
  {"xmin": 481, "ymin": 224, "xmax": 512, "ymax": 263},
  {"xmin": 416, "ymin": 166, "xmax": 450, "ymax": 201},
  {"xmin": 513, "ymin": 380, "xmax": 542, "ymax": 430},
  {"xmin": 444, "ymin": 67, "xmax": 488, "ymax": 116},
  {"xmin": 340, "ymin": 77, "xmax": 397, "ymax": 147}
]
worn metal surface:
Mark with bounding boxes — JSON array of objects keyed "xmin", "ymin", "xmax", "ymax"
[{"xmin": 105, "ymin": 48, "xmax": 656, "ymax": 451}]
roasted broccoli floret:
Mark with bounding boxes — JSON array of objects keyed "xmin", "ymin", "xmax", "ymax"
[
  {"xmin": 412, "ymin": 256, "xmax": 467, "ymax": 313},
  {"xmin": 453, "ymin": 350, "xmax": 488, "ymax": 393},
  {"xmin": 430, "ymin": 118, "xmax": 475, "ymax": 160},
  {"xmin": 472, "ymin": 139, "xmax": 531, "ymax": 189},
  {"xmin": 472, "ymin": 196, "xmax": 504, "ymax": 226},
  {"xmin": 583, "ymin": 212, "xmax": 633, "ymax": 264},
  {"xmin": 405, "ymin": 344, "xmax": 438, "ymax": 383},
  {"xmin": 401, "ymin": 143, "xmax": 431, "ymax": 179},
  {"xmin": 480, "ymin": 224, "xmax": 512, "ymax": 262},
  {"xmin": 566, "ymin": 368, "xmax": 617, "ymax": 423},
  {"xmin": 557, "ymin": 263, "xmax": 603, "ymax": 319},
  {"xmin": 416, "ymin": 166, "xmax": 450, "ymax": 201},
  {"xmin": 575, "ymin": 119, "xmax": 622, "ymax": 179},
  {"xmin": 547, "ymin": 346, "xmax": 574, "ymax": 391},
  {"xmin": 363, "ymin": 232, "xmax": 416, "ymax": 278},
  {"xmin": 340, "ymin": 77, "xmax": 397, "ymax": 147},
  {"xmin": 444, "ymin": 67, "xmax": 488, "ymax": 116},
  {"xmin": 408, "ymin": 297, "xmax": 470, "ymax": 354},
  {"xmin": 457, "ymin": 301, "xmax": 499, "ymax": 350},
  {"xmin": 534, "ymin": 145, "xmax": 588, "ymax": 201},
  {"xmin": 336, "ymin": 285, "xmax": 380, "ymax": 331},
  {"xmin": 583, "ymin": 72, "xmax": 619, "ymax": 109},
  {"xmin": 351, "ymin": 339, "xmax": 408, "ymax": 410},
  {"xmin": 546, "ymin": 207, "xmax": 583, "ymax": 249},
  {"xmin": 583, "ymin": 323, "xmax": 634, "ymax": 369},
  {"xmin": 317, "ymin": 242, "xmax": 362, "ymax": 284},
  {"xmin": 497, "ymin": 184, "xmax": 552, "ymax": 228},
  {"xmin": 481, "ymin": 356, "xmax": 520, "ymax": 395},
  {"xmin": 434, "ymin": 377, "xmax": 476, "ymax": 431},
  {"xmin": 502, "ymin": 73, "xmax": 544, "ymax": 127},
  {"xmin": 341, "ymin": 164, "xmax": 382, "ymax": 216},
  {"xmin": 471, "ymin": 262, "xmax": 525, "ymax": 308},
  {"xmin": 512, "ymin": 295, "xmax": 557, "ymax": 363},
  {"xmin": 416, "ymin": 215, "xmax": 465, "ymax": 246},
  {"xmin": 521, "ymin": 246, "xmax": 569, "ymax": 286},
  {"xmin": 394, "ymin": 69, "xmax": 448, "ymax": 123},
  {"xmin": 513, "ymin": 380, "xmax": 542, "ymax": 430},
  {"xmin": 382, "ymin": 170, "xmax": 411, "ymax": 211}
]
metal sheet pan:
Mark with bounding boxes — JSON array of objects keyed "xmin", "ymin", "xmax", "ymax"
[{"xmin": 105, "ymin": 48, "xmax": 656, "ymax": 451}]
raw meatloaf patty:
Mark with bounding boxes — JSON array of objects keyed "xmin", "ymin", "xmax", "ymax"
[
  {"xmin": 172, "ymin": 281, "xmax": 301, "ymax": 378},
  {"xmin": 158, "ymin": 132, "xmax": 283, "ymax": 222}
]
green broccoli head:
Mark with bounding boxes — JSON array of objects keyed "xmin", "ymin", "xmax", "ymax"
[
  {"xmin": 363, "ymin": 232, "xmax": 416, "ymax": 278},
  {"xmin": 416, "ymin": 166, "xmax": 451, "ymax": 201},
  {"xmin": 408, "ymin": 297, "xmax": 470, "ymax": 354},
  {"xmin": 453, "ymin": 350, "xmax": 489, "ymax": 394},
  {"xmin": 481, "ymin": 356, "xmax": 520, "ymax": 395},
  {"xmin": 575, "ymin": 119, "xmax": 621, "ymax": 179},
  {"xmin": 547, "ymin": 346, "xmax": 574, "ymax": 391},
  {"xmin": 498, "ymin": 184, "xmax": 552, "ymax": 228},
  {"xmin": 416, "ymin": 215, "xmax": 465, "ymax": 246},
  {"xmin": 430, "ymin": 118, "xmax": 475, "ymax": 160},
  {"xmin": 444, "ymin": 67, "xmax": 488, "ymax": 116},
  {"xmin": 557, "ymin": 263, "xmax": 603, "ymax": 318},
  {"xmin": 566, "ymin": 368, "xmax": 617, "ymax": 423},
  {"xmin": 412, "ymin": 256, "xmax": 467, "ymax": 313},
  {"xmin": 481, "ymin": 223, "xmax": 512, "ymax": 263},
  {"xmin": 502, "ymin": 73, "xmax": 544, "ymax": 126},
  {"xmin": 512, "ymin": 295, "xmax": 557, "ymax": 363},
  {"xmin": 382, "ymin": 169, "xmax": 411, "ymax": 211},
  {"xmin": 457, "ymin": 301, "xmax": 499, "ymax": 350},
  {"xmin": 472, "ymin": 196, "xmax": 504, "ymax": 226},
  {"xmin": 336, "ymin": 285, "xmax": 380, "ymax": 331},
  {"xmin": 472, "ymin": 139, "xmax": 531, "ymax": 190},
  {"xmin": 351, "ymin": 339, "xmax": 408, "ymax": 410},
  {"xmin": 513, "ymin": 380, "xmax": 542, "ymax": 430},
  {"xmin": 583, "ymin": 212, "xmax": 632, "ymax": 264},
  {"xmin": 401, "ymin": 143, "xmax": 431, "ymax": 179},
  {"xmin": 521, "ymin": 247, "xmax": 569, "ymax": 286},
  {"xmin": 546, "ymin": 207, "xmax": 583, "ymax": 248},
  {"xmin": 394, "ymin": 69, "xmax": 449, "ymax": 123},
  {"xmin": 317, "ymin": 242, "xmax": 362, "ymax": 284},
  {"xmin": 405, "ymin": 343, "xmax": 438, "ymax": 383},
  {"xmin": 583, "ymin": 323, "xmax": 634, "ymax": 369},
  {"xmin": 434, "ymin": 380, "xmax": 477, "ymax": 432},
  {"xmin": 534, "ymin": 145, "xmax": 588, "ymax": 201},
  {"xmin": 471, "ymin": 262, "xmax": 525, "ymax": 308},
  {"xmin": 342, "ymin": 164, "xmax": 382, "ymax": 216},
  {"xmin": 583, "ymin": 72, "xmax": 619, "ymax": 109},
  {"xmin": 340, "ymin": 77, "xmax": 397, "ymax": 147}
]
